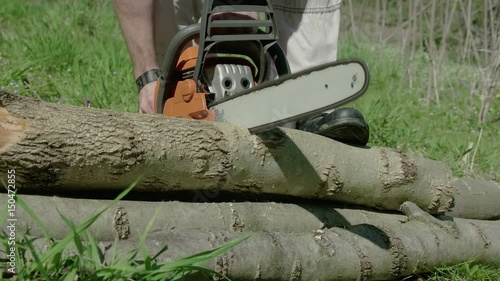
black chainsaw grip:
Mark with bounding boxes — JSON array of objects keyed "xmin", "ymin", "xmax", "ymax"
[{"xmin": 156, "ymin": 24, "xmax": 201, "ymax": 114}]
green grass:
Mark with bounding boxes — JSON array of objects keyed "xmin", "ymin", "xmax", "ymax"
[
  {"xmin": 338, "ymin": 40, "xmax": 499, "ymax": 180},
  {"xmin": 1, "ymin": 0, "xmax": 499, "ymax": 280},
  {"xmin": 0, "ymin": 0, "xmax": 137, "ymax": 112},
  {"xmin": 424, "ymin": 261, "xmax": 500, "ymax": 281}
]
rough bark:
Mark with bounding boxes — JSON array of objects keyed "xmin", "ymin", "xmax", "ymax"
[
  {"xmin": 0, "ymin": 193, "xmax": 423, "ymax": 241},
  {"xmin": 0, "ymin": 91, "xmax": 499, "ymax": 218},
  {"xmin": 2, "ymin": 198, "xmax": 499, "ymax": 281}
]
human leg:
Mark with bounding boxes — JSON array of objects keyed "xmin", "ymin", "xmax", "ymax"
[
  {"xmin": 153, "ymin": 0, "xmax": 199, "ymax": 67},
  {"xmin": 272, "ymin": 0, "xmax": 369, "ymax": 146}
]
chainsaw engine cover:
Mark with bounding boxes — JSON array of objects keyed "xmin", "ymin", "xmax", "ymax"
[
  {"xmin": 203, "ymin": 41, "xmax": 268, "ymax": 83},
  {"xmin": 208, "ymin": 64, "xmax": 254, "ymax": 100}
]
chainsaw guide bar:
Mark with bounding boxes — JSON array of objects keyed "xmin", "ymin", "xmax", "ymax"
[{"xmin": 209, "ymin": 59, "xmax": 370, "ymax": 134}]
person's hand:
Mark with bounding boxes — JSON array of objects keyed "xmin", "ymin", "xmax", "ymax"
[{"xmin": 138, "ymin": 81, "xmax": 157, "ymax": 114}]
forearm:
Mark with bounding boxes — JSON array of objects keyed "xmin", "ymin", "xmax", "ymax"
[{"xmin": 112, "ymin": 0, "xmax": 158, "ymax": 79}]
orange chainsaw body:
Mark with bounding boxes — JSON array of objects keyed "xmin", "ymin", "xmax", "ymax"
[{"xmin": 156, "ymin": 46, "xmax": 216, "ymax": 121}]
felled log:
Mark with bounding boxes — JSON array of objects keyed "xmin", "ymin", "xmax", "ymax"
[
  {"xmin": 2, "ymin": 198, "xmax": 499, "ymax": 281},
  {"xmin": 0, "ymin": 91, "xmax": 499, "ymax": 218}
]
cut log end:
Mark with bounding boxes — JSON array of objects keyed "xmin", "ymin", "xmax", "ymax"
[{"xmin": 0, "ymin": 106, "xmax": 29, "ymax": 153}]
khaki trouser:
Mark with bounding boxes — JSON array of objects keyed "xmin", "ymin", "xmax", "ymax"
[{"xmin": 154, "ymin": 0, "xmax": 341, "ymax": 73}]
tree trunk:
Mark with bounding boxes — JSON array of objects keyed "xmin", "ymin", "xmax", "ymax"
[
  {"xmin": 2, "ymin": 195, "xmax": 499, "ymax": 281},
  {"xmin": 0, "ymin": 91, "xmax": 499, "ymax": 219}
]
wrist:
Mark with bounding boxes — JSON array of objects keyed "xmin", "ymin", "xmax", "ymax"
[
  {"xmin": 135, "ymin": 68, "xmax": 163, "ymax": 93},
  {"xmin": 133, "ymin": 61, "xmax": 159, "ymax": 78}
]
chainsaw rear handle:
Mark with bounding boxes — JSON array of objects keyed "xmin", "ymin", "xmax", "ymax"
[
  {"xmin": 155, "ymin": 0, "xmax": 291, "ymax": 114},
  {"xmin": 156, "ymin": 24, "xmax": 200, "ymax": 114}
]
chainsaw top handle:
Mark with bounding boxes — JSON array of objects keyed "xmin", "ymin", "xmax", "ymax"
[
  {"xmin": 194, "ymin": 0, "xmax": 278, "ymax": 84},
  {"xmin": 156, "ymin": 0, "xmax": 290, "ymax": 114}
]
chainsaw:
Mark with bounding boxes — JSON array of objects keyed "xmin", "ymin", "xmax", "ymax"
[{"xmin": 154, "ymin": 0, "xmax": 369, "ymax": 134}]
